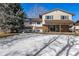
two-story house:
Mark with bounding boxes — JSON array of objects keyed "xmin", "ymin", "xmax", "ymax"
[
  {"xmin": 41, "ymin": 9, "xmax": 74, "ymax": 32},
  {"xmin": 24, "ymin": 9, "xmax": 74, "ymax": 32}
]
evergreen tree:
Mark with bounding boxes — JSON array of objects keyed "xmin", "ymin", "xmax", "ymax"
[
  {"xmin": 0, "ymin": 3, "xmax": 26, "ymax": 33},
  {"xmin": 8, "ymin": 3, "xmax": 26, "ymax": 33}
]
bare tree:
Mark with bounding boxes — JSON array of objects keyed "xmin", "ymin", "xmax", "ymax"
[{"xmin": 28, "ymin": 4, "xmax": 48, "ymax": 18}]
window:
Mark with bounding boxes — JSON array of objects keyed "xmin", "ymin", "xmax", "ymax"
[
  {"xmin": 37, "ymin": 22, "xmax": 41, "ymax": 24},
  {"xmin": 51, "ymin": 16, "xmax": 53, "ymax": 19},
  {"xmin": 61, "ymin": 16, "xmax": 69, "ymax": 20},
  {"xmin": 49, "ymin": 25, "xmax": 59, "ymax": 32},
  {"xmin": 46, "ymin": 16, "xmax": 50, "ymax": 19},
  {"xmin": 45, "ymin": 16, "xmax": 53, "ymax": 20}
]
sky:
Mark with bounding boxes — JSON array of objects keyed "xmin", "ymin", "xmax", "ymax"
[{"xmin": 21, "ymin": 3, "xmax": 79, "ymax": 21}]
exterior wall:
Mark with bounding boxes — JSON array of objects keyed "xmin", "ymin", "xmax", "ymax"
[
  {"xmin": 0, "ymin": 27, "xmax": 2, "ymax": 32},
  {"xmin": 75, "ymin": 26, "xmax": 79, "ymax": 29},
  {"xmin": 75, "ymin": 26, "xmax": 79, "ymax": 33},
  {"xmin": 43, "ymin": 26, "xmax": 48, "ymax": 32},
  {"xmin": 31, "ymin": 22, "xmax": 43, "ymax": 32},
  {"xmin": 33, "ymin": 27, "xmax": 43, "ymax": 32},
  {"xmin": 31, "ymin": 22, "xmax": 42, "ymax": 27},
  {"xmin": 43, "ymin": 25, "xmax": 70, "ymax": 32},
  {"xmin": 39, "ymin": 29, "xmax": 43, "ymax": 32},
  {"xmin": 42, "ymin": 10, "xmax": 73, "ymax": 24},
  {"xmin": 61, "ymin": 25, "xmax": 69, "ymax": 32},
  {"xmin": 69, "ymin": 26, "xmax": 75, "ymax": 32}
]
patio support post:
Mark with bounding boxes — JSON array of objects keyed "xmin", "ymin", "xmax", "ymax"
[{"xmin": 60, "ymin": 25, "xmax": 61, "ymax": 32}]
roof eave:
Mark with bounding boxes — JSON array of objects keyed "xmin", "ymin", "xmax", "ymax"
[{"xmin": 40, "ymin": 9, "xmax": 74, "ymax": 16}]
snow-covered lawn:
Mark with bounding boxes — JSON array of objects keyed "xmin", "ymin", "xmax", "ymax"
[{"xmin": 0, "ymin": 33, "xmax": 79, "ymax": 56}]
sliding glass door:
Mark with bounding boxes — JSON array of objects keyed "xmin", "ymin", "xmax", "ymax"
[{"xmin": 49, "ymin": 25, "xmax": 60, "ymax": 32}]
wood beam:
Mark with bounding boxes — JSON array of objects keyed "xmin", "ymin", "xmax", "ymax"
[{"xmin": 60, "ymin": 25, "xmax": 61, "ymax": 32}]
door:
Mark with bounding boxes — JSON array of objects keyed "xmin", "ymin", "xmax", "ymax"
[{"xmin": 49, "ymin": 25, "xmax": 60, "ymax": 32}]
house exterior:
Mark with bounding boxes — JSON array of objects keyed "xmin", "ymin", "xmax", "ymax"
[
  {"xmin": 24, "ymin": 18, "xmax": 43, "ymax": 32},
  {"xmin": 74, "ymin": 21, "xmax": 79, "ymax": 33},
  {"xmin": 24, "ymin": 9, "xmax": 74, "ymax": 32},
  {"xmin": 42, "ymin": 9, "xmax": 74, "ymax": 32},
  {"xmin": 30, "ymin": 18, "xmax": 43, "ymax": 32},
  {"xmin": 24, "ymin": 19, "xmax": 33, "ymax": 32}
]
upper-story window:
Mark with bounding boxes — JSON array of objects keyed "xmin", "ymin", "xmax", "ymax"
[
  {"xmin": 45, "ymin": 16, "xmax": 53, "ymax": 20},
  {"xmin": 61, "ymin": 15, "xmax": 69, "ymax": 20}
]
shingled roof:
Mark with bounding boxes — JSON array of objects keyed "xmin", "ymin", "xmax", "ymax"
[
  {"xmin": 29, "ymin": 18, "xmax": 42, "ymax": 22},
  {"xmin": 44, "ymin": 20, "xmax": 74, "ymax": 25},
  {"xmin": 75, "ymin": 20, "xmax": 79, "ymax": 26},
  {"xmin": 40, "ymin": 9, "xmax": 74, "ymax": 16}
]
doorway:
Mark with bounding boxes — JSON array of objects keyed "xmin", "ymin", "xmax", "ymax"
[{"xmin": 49, "ymin": 25, "xmax": 60, "ymax": 32}]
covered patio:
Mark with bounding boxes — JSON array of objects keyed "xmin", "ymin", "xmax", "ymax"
[
  {"xmin": 48, "ymin": 25, "xmax": 70, "ymax": 32},
  {"xmin": 43, "ymin": 20, "xmax": 74, "ymax": 32}
]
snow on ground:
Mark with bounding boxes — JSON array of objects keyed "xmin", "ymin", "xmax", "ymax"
[{"xmin": 0, "ymin": 33, "xmax": 79, "ymax": 56}]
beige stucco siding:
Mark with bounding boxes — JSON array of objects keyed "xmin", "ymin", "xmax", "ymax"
[
  {"xmin": 42, "ymin": 10, "xmax": 73, "ymax": 24},
  {"xmin": 75, "ymin": 26, "xmax": 79, "ymax": 29},
  {"xmin": 75, "ymin": 26, "xmax": 79, "ymax": 33}
]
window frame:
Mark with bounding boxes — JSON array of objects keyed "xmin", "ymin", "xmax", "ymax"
[
  {"xmin": 61, "ymin": 15, "xmax": 69, "ymax": 20},
  {"xmin": 45, "ymin": 15, "xmax": 53, "ymax": 20},
  {"xmin": 37, "ymin": 22, "xmax": 41, "ymax": 24}
]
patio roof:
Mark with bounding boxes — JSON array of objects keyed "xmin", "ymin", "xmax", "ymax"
[{"xmin": 44, "ymin": 20, "xmax": 74, "ymax": 25}]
